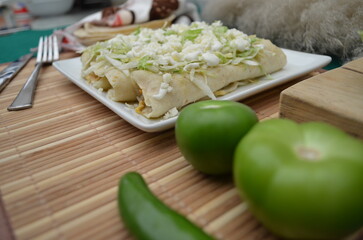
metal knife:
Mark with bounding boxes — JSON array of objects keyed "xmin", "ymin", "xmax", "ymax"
[{"xmin": 0, "ymin": 53, "xmax": 33, "ymax": 93}]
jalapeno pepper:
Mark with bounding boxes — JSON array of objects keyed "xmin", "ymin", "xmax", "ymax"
[{"xmin": 118, "ymin": 172, "xmax": 215, "ymax": 240}]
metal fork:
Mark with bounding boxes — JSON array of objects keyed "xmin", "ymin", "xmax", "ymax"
[{"xmin": 8, "ymin": 35, "xmax": 59, "ymax": 111}]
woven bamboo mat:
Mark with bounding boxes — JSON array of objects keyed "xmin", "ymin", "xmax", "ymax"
[{"xmin": 0, "ymin": 54, "xmax": 314, "ymax": 240}]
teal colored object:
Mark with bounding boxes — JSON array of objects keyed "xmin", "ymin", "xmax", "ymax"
[
  {"xmin": 0, "ymin": 29, "xmax": 55, "ymax": 64},
  {"xmin": 323, "ymin": 56, "xmax": 342, "ymax": 70}
]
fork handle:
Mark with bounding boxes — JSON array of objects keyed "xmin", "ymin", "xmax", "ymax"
[{"xmin": 7, "ymin": 62, "xmax": 43, "ymax": 111}]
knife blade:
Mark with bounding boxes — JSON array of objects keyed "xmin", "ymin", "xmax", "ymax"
[{"xmin": 0, "ymin": 53, "xmax": 33, "ymax": 93}]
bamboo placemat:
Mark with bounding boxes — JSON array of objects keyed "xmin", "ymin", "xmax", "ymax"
[{"xmin": 0, "ymin": 54, "xmax": 315, "ymax": 240}]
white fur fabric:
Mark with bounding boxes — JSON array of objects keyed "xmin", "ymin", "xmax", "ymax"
[{"xmin": 201, "ymin": 0, "xmax": 363, "ymax": 62}]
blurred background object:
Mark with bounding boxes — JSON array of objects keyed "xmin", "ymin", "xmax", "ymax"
[
  {"xmin": 23, "ymin": 0, "xmax": 75, "ymax": 17},
  {"xmin": 110, "ymin": 0, "xmax": 126, "ymax": 5},
  {"xmin": 201, "ymin": 0, "xmax": 363, "ymax": 67},
  {"xmin": 0, "ymin": 1, "xmax": 16, "ymax": 29},
  {"xmin": 0, "ymin": 0, "xmax": 117, "ymax": 31},
  {"xmin": 0, "ymin": 1, "xmax": 31, "ymax": 35},
  {"xmin": 78, "ymin": 0, "xmax": 111, "ymax": 9},
  {"xmin": 0, "ymin": 0, "xmax": 202, "ymax": 64}
]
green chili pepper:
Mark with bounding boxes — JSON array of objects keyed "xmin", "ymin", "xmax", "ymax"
[{"xmin": 118, "ymin": 172, "xmax": 215, "ymax": 240}]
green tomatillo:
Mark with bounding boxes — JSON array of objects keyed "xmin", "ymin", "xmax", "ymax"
[
  {"xmin": 234, "ymin": 118, "xmax": 363, "ymax": 239},
  {"xmin": 175, "ymin": 100, "xmax": 258, "ymax": 175}
]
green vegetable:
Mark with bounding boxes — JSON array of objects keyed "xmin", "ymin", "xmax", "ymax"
[
  {"xmin": 175, "ymin": 100, "xmax": 258, "ymax": 175},
  {"xmin": 137, "ymin": 56, "xmax": 153, "ymax": 71},
  {"xmin": 164, "ymin": 30, "xmax": 178, "ymax": 36},
  {"xmin": 234, "ymin": 119, "xmax": 363, "ymax": 239},
  {"xmin": 212, "ymin": 25, "xmax": 228, "ymax": 39},
  {"xmin": 182, "ymin": 28, "xmax": 203, "ymax": 42},
  {"xmin": 133, "ymin": 26, "xmax": 142, "ymax": 35},
  {"xmin": 215, "ymin": 52, "xmax": 228, "ymax": 64},
  {"xmin": 249, "ymin": 36, "xmax": 259, "ymax": 44},
  {"xmin": 118, "ymin": 172, "xmax": 214, "ymax": 240},
  {"xmin": 82, "ymin": 22, "xmax": 265, "ymax": 77},
  {"xmin": 237, "ymin": 47, "xmax": 259, "ymax": 58}
]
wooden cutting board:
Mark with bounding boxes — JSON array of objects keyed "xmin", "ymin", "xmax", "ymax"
[{"xmin": 280, "ymin": 57, "xmax": 363, "ymax": 138}]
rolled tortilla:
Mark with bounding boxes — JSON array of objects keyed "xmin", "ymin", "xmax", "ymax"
[
  {"xmin": 132, "ymin": 39, "xmax": 286, "ymax": 118},
  {"xmin": 105, "ymin": 68, "xmax": 138, "ymax": 101},
  {"xmin": 81, "ymin": 57, "xmax": 138, "ymax": 101},
  {"xmin": 81, "ymin": 24, "xmax": 287, "ymax": 119}
]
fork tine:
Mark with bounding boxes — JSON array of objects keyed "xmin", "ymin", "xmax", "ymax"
[
  {"xmin": 36, "ymin": 37, "xmax": 43, "ymax": 63},
  {"xmin": 47, "ymin": 36, "xmax": 53, "ymax": 62},
  {"xmin": 53, "ymin": 35, "xmax": 59, "ymax": 61},
  {"xmin": 42, "ymin": 36, "xmax": 48, "ymax": 63}
]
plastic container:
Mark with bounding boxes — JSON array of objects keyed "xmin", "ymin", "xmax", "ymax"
[{"xmin": 24, "ymin": 0, "xmax": 74, "ymax": 16}]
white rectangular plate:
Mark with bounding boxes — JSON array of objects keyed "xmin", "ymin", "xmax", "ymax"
[{"xmin": 53, "ymin": 49, "xmax": 331, "ymax": 132}]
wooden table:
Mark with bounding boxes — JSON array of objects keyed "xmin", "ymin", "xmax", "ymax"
[{"xmin": 0, "ymin": 53, "xmax": 321, "ymax": 240}]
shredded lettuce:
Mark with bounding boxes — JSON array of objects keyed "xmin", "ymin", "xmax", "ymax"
[
  {"xmin": 189, "ymin": 68, "xmax": 216, "ymax": 100},
  {"xmin": 238, "ymin": 47, "xmax": 259, "ymax": 58},
  {"xmin": 216, "ymin": 52, "xmax": 228, "ymax": 64},
  {"xmin": 213, "ymin": 25, "xmax": 228, "ymax": 39},
  {"xmin": 137, "ymin": 56, "xmax": 153, "ymax": 70},
  {"xmin": 133, "ymin": 27, "xmax": 141, "ymax": 35},
  {"xmin": 105, "ymin": 56, "xmax": 138, "ymax": 71},
  {"xmin": 83, "ymin": 21, "xmax": 268, "ymax": 94},
  {"xmin": 164, "ymin": 30, "xmax": 177, "ymax": 36},
  {"xmin": 181, "ymin": 29, "xmax": 203, "ymax": 43},
  {"xmin": 249, "ymin": 36, "xmax": 259, "ymax": 44},
  {"xmin": 83, "ymin": 60, "xmax": 106, "ymax": 76}
]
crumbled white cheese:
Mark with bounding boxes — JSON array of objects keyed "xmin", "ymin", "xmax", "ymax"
[
  {"xmin": 184, "ymin": 51, "xmax": 201, "ymax": 62},
  {"xmin": 163, "ymin": 73, "xmax": 172, "ymax": 83},
  {"xmin": 163, "ymin": 107, "xmax": 179, "ymax": 119},
  {"xmin": 153, "ymin": 73, "xmax": 173, "ymax": 100},
  {"xmin": 202, "ymin": 53, "xmax": 220, "ymax": 66},
  {"xmin": 84, "ymin": 21, "xmax": 264, "ymax": 100},
  {"xmin": 230, "ymin": 39, "xmax": 250, "ymax": 52},
  {"xmin": 211, "ymin": 41, "xmax": 222, "ymax": 51}
]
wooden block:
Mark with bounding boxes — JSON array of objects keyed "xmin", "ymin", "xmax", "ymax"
[
  {"xmin": 343, "ymin": 57, "xmax": 363, "ymax": 73},
  {"xmin": 279, "ymin": 57, "xmax": 363, "ymax": 139}
]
